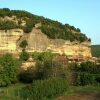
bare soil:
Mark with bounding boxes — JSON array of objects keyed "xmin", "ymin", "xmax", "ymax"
[{"xmin": 57, "ymin": 93, "xmax": 100, "ymax": 100}]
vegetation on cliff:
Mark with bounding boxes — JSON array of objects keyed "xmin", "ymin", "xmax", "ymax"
[
  {"xmin": 91, "ymin": 45, "xmax": 100, "ymax": 57},
  {"xmin": 0, "ymin": 20, "xmax": 18, "ymax": 30},
  {"xmin": 0, "ymin": 8, "xmax": 90, "ymax": 42}
]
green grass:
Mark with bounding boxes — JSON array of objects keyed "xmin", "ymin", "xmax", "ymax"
[
  {"xmin": 0, "ymin": 83, "xmax": 26, "ymax": 100},
  {"xmin": 68, "ymin": 85, "xmax": 100, "ymax": 94},
  {"xmin": 0, "ymin": 83, "xmax": 100, "ymax": 100},
  {"xmin": 91, "ymin": 45, "xmax": 100, "ymax": 57},
  {"xmin": 50, "ymin": 85, "xmax": 100, "ymax": 100}
]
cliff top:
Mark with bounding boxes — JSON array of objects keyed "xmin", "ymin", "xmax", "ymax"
[{"xmin": 0, "ymin": 8, "xmax": 91, "ymax": 42}]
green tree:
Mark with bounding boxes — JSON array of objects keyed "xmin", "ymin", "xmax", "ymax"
[
  {"xmin": 34, "ymin": 60, "xmax": 68, "ymax": 80},
  {"xmin": 32, "ymin": 52, "xmax": 40, "ymax": 61},
  {"xmin": 20, "ymin": 40, "xmax": 28, "ymax": 49},
  {"xmin": 0, "ymin": 20, "xmax": 18, "ymax": 30},
  {"xmin": 19, "ymin": 50, "xmax": 29, "ymax": 61},
  {"xmin": 32, "ymin": 52, "xmax": 53, "ymax": 61},
  {"xmin": 23, "ymin": 19, "xmax": 35, "ymax": 33},
  {"xmin": 0, "ymin": 53, "xmax": 20, "ymax": 86}
]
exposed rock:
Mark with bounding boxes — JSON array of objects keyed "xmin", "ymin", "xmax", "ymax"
[
  {"xmin": 0, "ymin": 28, "xmax": 92, "ymax": 58},
  {"xmin": 0, "ymin": 29, "xmax": 23, "ymax": 53}
]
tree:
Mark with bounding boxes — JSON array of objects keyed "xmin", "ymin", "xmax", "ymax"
[
  {"xmin": 34, "ymin": 60, "xmax": 68, "ymax": 80},
  {"xmin": 38, "ymin": 52, "xmax": 53, "ymax": 61},
  {"xmin": 23, "ymin": 19, "xmax": 35, "ymax": 33},
  {"xmin": 32, "ymin": 52, "xmax": 53, "ymax": 61},
  {"xmin": 0, "ymin": 20, "xmax": 18, "ymax": 30},
  {"xmin": 20, "ymin": 40, "xmax": 28, "ymax": 49},
  {"xmin": 32, "ymin": 52, "xmax": 40, "ymax": 61},
  {"xmin": 19, "ymin": 50, "xmax": 29, "ymax": 61},
  {"xmin": 76, "ymin": 28, "xmax": 81, "ymax": 32},
  {"xmin": 0, "ymin": 53, "xmax": 20, "ymax": 86}
]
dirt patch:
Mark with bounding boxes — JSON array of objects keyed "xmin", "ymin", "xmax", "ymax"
[{"xmin": 57, "ymin": 93, "xmax": 100, "ymax": 100}]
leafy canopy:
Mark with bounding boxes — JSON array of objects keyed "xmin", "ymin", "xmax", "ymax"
[{"xmin": 0, "ymin": 53, "xmax": 20, "ymax": 86}]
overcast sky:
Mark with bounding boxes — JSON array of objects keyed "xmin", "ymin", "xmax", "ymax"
[{"xmin": 0, "ymin": 0, "xmax": 100, "ymax": 44}]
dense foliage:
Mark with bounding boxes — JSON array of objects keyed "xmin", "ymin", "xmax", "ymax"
[
  {"xmin": 0, "ymin": 8, "xmax": 89, "ymax": 42},
  {"xmin": 23, "ymin": 19, "xmax": 35, "ymax": 33},
  {"xmin": 70, "ymin": 62, "xmax": 100, "ymax": 86},
  {"xmin": 19, "ymin": 50, "xmax": 29, "ymax": 61},
  {"xmin": 91, "ymin": 45, "xmax": 100, "ymax": 57},
  {"xmin": 20, "ymin": 78, "xmax": 69, "ymax": 100},
  {"xmin": 40, "ymin": 25, "xmax": 88, "ymax": 42},
  {"xmin": 0, "ymin": 20, "xmax": 18, "ymax": 30},
  {"xmin": 0, "ymin": 53, "xmax": 20, "ymax": 86},
  {"xmin": 35, "ymin": 60, "xmax": 68, "ymax": 80},
  {"xmin": 18, "ymin": 59, "xmax": 69, "ymax": 83},
  {"xmin": 20, "ymin": 40, "xmax": 28, "ymax": 49},
  {"xmin": 32, "ymin": 51, "xmax": 54, "ymax": 61}
]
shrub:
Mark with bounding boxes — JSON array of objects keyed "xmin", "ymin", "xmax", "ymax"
[
  {"xmin": 32, "ymin": 52, "xmax": 53, "ymax": 61},
  {"xmin": 18, "ymin": 68, "xmax": 35, "ymax": 83},
  {"xmin": 0, "ymin": 20, "xmax": 18, "ymax": 30},
  {"xmin": 20, "ymin": 40, "xmax": 28, "ymax": 49},
  {"xmin": 20, "ymin": 78, "xmax": 69, "ymax": 100},
  {"xmin": 32, "ymin": 52, "xmax": 40, "ymax": 61},
  {"xmin": 19, "ymin": 50, "xmax": 29, "ymax": 61},
  {"xmin": 0, "ymin": 53, "xmax": 20, "ymax": 86},
  {"xmin": 76, "ymin": 72, "xmax": 95, "ymax": 86},
  {"xmin": 70, "ymin": 62, "xmax": 100, "ymax": 85},
  {"xmin": 34, "ymin": 60, "xmax": 69, "ymax": 80},
  {"xmin": 23, "ymin": 19, "xmax": 35, "ymax": 33}
]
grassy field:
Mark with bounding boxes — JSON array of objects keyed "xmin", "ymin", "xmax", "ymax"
[
  {"xmin": 0, "ymin": 83, "xmax": 25, "ymax": 100},
  {"xmin": 0, "ymin": 83, "xmax": 100, "ymax": 100},
  {"xmin": 91, "ymin": 45, "xmax": 100, "ymax": 57}
]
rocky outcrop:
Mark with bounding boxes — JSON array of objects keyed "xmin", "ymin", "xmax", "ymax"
[
  {"xmin": 0, "ymin": 28, "xmax": 92, "ymax": 58},
  {"xmin": 0, "ymin": 29, "xmax": 23, "ymax": 53}
]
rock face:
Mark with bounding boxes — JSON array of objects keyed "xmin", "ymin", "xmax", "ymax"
[
  {"xmin": 0, "ymin": 28, "xmax": 92, "ymax": 58},
  {"xmin": 0, "ymin": 29, "xmax": 23, "ymax": 53}
]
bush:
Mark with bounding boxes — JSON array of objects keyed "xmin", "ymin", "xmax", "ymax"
[
  {"xmin": 0, "ymin": 53, "xmax": 20, "ymax": 86},
  {"xmin": 18, "ymin": 68, "xmax": 35, "ymax": 83},
  {"xmin": 76, "ymin": 72, "xmax": 95, "ymax": 86},
  {"xmin": 32, "ymin": 52, "xmax": 53, "ymax": 61},
  {"xmin": 32, "ymin": 52, "xmax": 40, "ymax": 61},
  {"xmin": 23, "ymin": 19, "xmax": 35, "ymax": 33},
  {"xmin": 20, "ymin": 78, "xmax": 69, "ymax": 100},
  {"xmin": 34, "ymin": 60, "xmax": 69, "ymax": 80},
  {"xmin": 19, "ymin": 50, "xmax": 29, "ymax": 61},
  {"xmin": 95, "ymin": 75, "xmax": 100, "ymax": 83},
  {"xmin": 70, "ymin": 62, "xmax": 100, "ymax": 85},
  {"xmin": 20, "ymin": 40, "xmax": 28, "ymax": 49},
  {"xmin": 0, "ymin": 20, "xmax": 18, "ymax": 30}
]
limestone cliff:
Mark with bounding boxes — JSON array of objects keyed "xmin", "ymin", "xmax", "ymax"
[
  {"xmin": 0, "ymin": 9, "xmax": 92, "ymax": 57},
  {"xmin": 0, "ymin": 28, "xmax": 92, "ymax": 58},
  {"xmin": 0, "ymin": 29, "xmax": 23, "ymax": 53}
]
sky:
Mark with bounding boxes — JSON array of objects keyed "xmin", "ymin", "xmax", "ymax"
[{"xmin": 0, "ymin": 0, "xmax": 100, "ymax": 45}]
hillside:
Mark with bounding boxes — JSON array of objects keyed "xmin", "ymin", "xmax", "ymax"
[
  {"xmin": 0, "ymin": 8, "xmax": 90, "ymax": 42},
  {"xmin": 91, "ymin": 45, "xmax": 100, "ymax": 57},
  {"xmin": 0, "ymin": 8, "xmax": 92, "ymax": 58}
]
